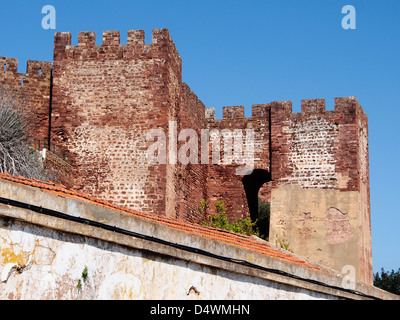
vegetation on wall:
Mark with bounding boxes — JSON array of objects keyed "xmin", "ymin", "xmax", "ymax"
[
  {"xmin": 199, "ymin": 200, "xmax": 260, "ymax": 237},
  {"xmin": 77, "ymin": 266, "xmax": 89, "ymax": 291},
  {"xmin": 199, "ymin": 198, "xmax": 295, "ymax": 253},
  {"xmin": 275, "ymin": 235, "xmax": 293, "ymax": 253},
  {"xmin": 256, "ymin": 198, "xmax": 270, "ymax": 240},
  {"xmin": 0, "ymin": 87, "xmax": 47, "ymax": 180},
  {"xmin": 199, "ymin": 199, "xmax": 273, "ymax": 241}
]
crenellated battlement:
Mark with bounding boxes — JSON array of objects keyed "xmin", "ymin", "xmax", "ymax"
[
  {"xmin": 0, "ymin": 28, "xmax": 372, "ymax": 283},
  {"xmin": 270, "ymin": 97, "xmax": 361, "ymax": 114},
  {"xmin": 53, "ymin": 29, "xmax": 182, "ymax": 65},
  {"xmin": 223, "ymin": 106, "xmax": 245, "ymax": 119},
  {"xmin": 0, "ymin": 57, "xmax": 18, "ymax": 73},
  {"xmin": 0, "ymin": 57, "xmax": 52, "ymax": 79},
  {"xmin": 26, "ymin": 60, "xmax": 53, "ymax": 79},
  {"xmin": 251, "ymin": 104, "xmax": 270, "ymax": 118},
  {"xmin": 205, "ymin": 97, "xmax": 365, "ymax": 128},
  {"xmin": 54, "ymin": 29, "xmax": 176, "ymax": 48},
  {"xmin": 271, "ymin": 96, "xmax": 364, "ymax": 124},
  {"xmin": 301, "ymin": 98, "xmax": 326, "ymax": 113},
  {"xmin": 205, "ymin": 104, "xmax": 270, "ymax": 121}
]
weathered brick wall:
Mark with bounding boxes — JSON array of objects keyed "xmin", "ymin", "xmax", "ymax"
[
  {"xmin": 271, "ymin": 99, "xmax": 338, "ymax": 188},
  {"xmin": 41, "ymin": 149, "xmax": 73, "ymax": 188},
  {"xmin": 0, "ymin": 57, "xmax": 52, "ymax": 144},
  {"xmin": 269, "ymin": 97, "xmax": 372, "ymax": 284},
  {"xmin": 51, "ymin": 29, "xmax": 182, "ymax": 216},
  {"xmin": 49, "ymin": 28, "xmax": 229, "ymax": 223},
  {"xmin": 356, "ymin": 104, "xmax": 372, "ymax": 284},
  {"xmin": 0, "ymin": 29, "xmax": 373, "ymax": 283},
  {"xmin": 205, "ymin": 105, "xmax": 270, "ymax": 221},
  {"xmin": 174, "ymin": 83, "xmax": 208, "ymax": 222},
  {"xmin": 270, "ymin": 98, "xmax": 366, "ymax": 191}
]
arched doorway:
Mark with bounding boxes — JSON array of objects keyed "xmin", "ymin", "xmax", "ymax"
[{"xmin": 242, "ymin": 169, "xmax": 271, "ymax": 239}]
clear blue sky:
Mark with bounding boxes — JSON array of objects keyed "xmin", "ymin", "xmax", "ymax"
[{"xmin": 1, "ymin": 0, "xmax": 399, "ymax": 274}]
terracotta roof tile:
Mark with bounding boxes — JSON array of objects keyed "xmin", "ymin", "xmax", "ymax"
[{"xmin": 0, "ymin": 172, "xmax": 321, "ymax": 271}]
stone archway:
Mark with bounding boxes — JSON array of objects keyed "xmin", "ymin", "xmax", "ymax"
[{"xmin": 242, "ymin": 169, "xmax": 271, "ymax": 222}]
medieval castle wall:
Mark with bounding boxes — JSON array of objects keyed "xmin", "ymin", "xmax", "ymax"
[
  {"xmin": 51, "ymin": 29, "xmax": 183, "ymax": 217},
  {"xmin": 205, "ymin": 104, "xmax": 270, "ymax": 221},
  {"xmin": 269, "ymin": 97, "xmax": 372, "ymax": 284},
  {"xmin": 0, "ymin": 57, "xmax": 52, "ymax": 144},
  {"xmin": 0, "ymin": 28, "xmax": 372, "ymax": 284}
]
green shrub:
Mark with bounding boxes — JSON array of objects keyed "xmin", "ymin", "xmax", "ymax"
[
  {"xmin": 257, "ymin": 198, "xmax": 270, "ymax": 240},
  {"xmin": 201, "ymin": 200, "xmax": 259, "ymax": 237},
  {"xmin": 275, "ymin": 235, "xmax": 293, "ymax": 253}
]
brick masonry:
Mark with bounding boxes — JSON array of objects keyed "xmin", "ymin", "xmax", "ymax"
[
  {"xmin": 0, "ymin": 57, "xmax": 52, "ymax": 144},
  {"xmin": 269, "ymin": 97, "xmax": 372, "ymax": 284},
  {"xmin": 271, "ymin": 97, "xmax": 364, "ymax": 191},
  {"xmin": 51, "ymin": 29, "xmax": 182, "ymax": 216},
  {"xmin": 0, "ymin": 29, "xmax": 372, "ymax": 284}
]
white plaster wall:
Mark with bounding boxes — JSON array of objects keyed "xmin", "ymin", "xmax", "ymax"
[{"xmin": 0, "ymin": 218, "xmax": 333, "ymax": 300}]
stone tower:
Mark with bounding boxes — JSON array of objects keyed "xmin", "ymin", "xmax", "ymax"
[
  {"xmin": 0, "ymin": 29, "xmax": 373, "ymax": 284},
  {"xmin": 268, "ymin": 98, "xmax": 372, "ymax": 284}
]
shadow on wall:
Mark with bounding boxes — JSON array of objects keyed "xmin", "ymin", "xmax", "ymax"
[{"xmin": 242, "ymin": 169, "xmax": 271, "ymax": 238}]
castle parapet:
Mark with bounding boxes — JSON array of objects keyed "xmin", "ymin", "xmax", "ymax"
[
  {"xmin": 223, "ymin": 106, "xmax": 245, "ymax": 119},
  {"xmin": 0, "ymin": 57, "xmax": 52, "ymax": 80},
  {"xmin": 54, "ymin": 29, "xmax": 181, "ymax": 62},
  {"xmin": 268, "ymin": 97, "xmax": 363, "ymax": 125},
  {"xmin": 102, "ymin": 30, "xmax": 120, "ymax": 46},
  {"xmin": 27, "ymin": 60, "xmax": 52, "ymax": 79},
  {"xmin": 205, "ymin": 108, "xmax": 215, "ymax": 120},
  {"xmin": 251, "ymin": 104, "xmax": 270, "ymax": 118},
  {"xmin": 127, "ymin": 30, "xmax": 145, "ymax": 45},
  {"xmin": 78, "ymin": 31, "xmax": 96, "ymax": 47},
  {"xmin": 0, "ymin": 57, "xmax": 18, "ymax": 73},
  {"xmin": 205, "ymin": 97, "xmax": 364, "ymax": 125},
  {"xmin": 301, "ymin": 98, "xmax": 326, "ymax": 113}
]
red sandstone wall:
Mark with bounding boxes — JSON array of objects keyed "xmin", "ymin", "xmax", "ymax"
[
  {"xmin": 205, "ymin": 104, "xmax": 270, "ymax": 221},
  {"xmin": 51, "ymin": 29, "xmax": 182, "ymax": 216},
  {"xmin": 174, "ymin": 83, "xmax": 208, "ymax": 222},
  {"xmin": 0, "ymin": 57, "xmax": 52, "ymax": 144},
  {"xmin": 0, "ymin": 28, "xmax": 373, "ymax": 283},
  {"xmin": 45, "ymin": 28, "xmax": 372, "ymax": 284},
  {"xmin": 269, "ymin": 97, "xmax": 372, "ymax": 283},
  {"xmin": 355, "ymin": 101, "xmax": 372, "ymax": 284},
  {"xmin": 270, "ymin": 97, "xmax": 366, "ymax": 192}
]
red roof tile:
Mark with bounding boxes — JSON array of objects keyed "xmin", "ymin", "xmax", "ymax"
[{"xmin": 0, "ymin": 172, "xmax": 321, "ymax": 271}]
